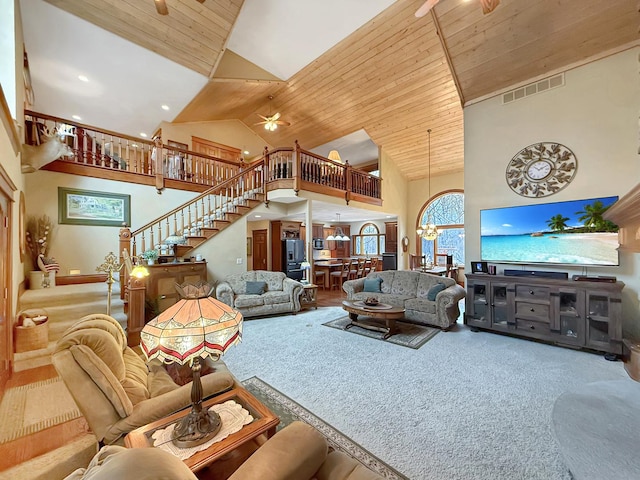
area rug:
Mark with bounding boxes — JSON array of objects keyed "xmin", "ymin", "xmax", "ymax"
[
  {"xmin": 322, "ymin": 315, "xmax": 439, "ymax": 349},
  {"xmin": 242, "ymin": 376, "xmax": 407, "ymax": 480},
  {"xmin": 0, "ymin": 377, "xmax": 81, "ymax": 444}
]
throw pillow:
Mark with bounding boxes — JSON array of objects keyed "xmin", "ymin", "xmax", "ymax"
[
  {"xmin": 427, "ymin": 283, "xmax": 446, "ymax": 301},
  {"xmin": 363, "ymin": 277, "xmax": 383, "ymax": 293},
  {"xmin": 245, "ymin": 281, "xmax": 267, "ymax": 295}
]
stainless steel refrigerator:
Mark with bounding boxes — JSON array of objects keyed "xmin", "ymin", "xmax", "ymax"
[{"xmin": 282, "ymin": 239, "xmax": 305, "ymax": 280}]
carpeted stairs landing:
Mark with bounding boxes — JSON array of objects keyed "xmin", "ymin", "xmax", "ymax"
[{"xmin": 15, "ymin": 282, "xmax": 126, "ymax": 372}]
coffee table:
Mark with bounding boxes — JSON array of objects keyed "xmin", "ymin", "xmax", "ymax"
[
  {"xmin": 124, "ymin": 387, "xmax": 279, "ymax": 473},
  {"xmin": 342, "ymin": 300, "xmax": 406, "ymax": 339}
]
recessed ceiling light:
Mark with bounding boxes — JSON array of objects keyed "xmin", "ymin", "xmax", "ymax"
[
  {"xmin": 161, "ymin": 105, "xmax": 170, "ymax": 111},
  {"xmin": 386, "ymin": 215, "xmax": 392, "ymax": 218},
  {"xmin": 72, "ymin": 115, "xmax": 81, "ymax": 120},
  {"xmin": 255, "ymin": 215, "xmax": 261, "ymax": 218},
  {"xmin": 243, "ymin": 150, "xmax": 250, "ymax": 155},
  {"xmin": 78, "ymin": 75, "xmax": 89, "ymax": 82},
  {"xmin": 140, "ymin": 133, "xmax": 148, "ymax": 138}
]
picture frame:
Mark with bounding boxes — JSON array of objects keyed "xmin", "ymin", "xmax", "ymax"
[{"xmin": 58, "ymin": 187, "xmax": 131, "ymax": 227}]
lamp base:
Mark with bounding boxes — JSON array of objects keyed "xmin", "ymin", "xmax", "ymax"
[{"xmin": 171, "ymin": 406, "xmax": 222, "ymax": 448}]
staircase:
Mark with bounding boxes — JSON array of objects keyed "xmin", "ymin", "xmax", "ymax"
[
  {"xmin": 15, "ymin": 282, "xmax": 126, "ymax": 372},
  {"xmin": 124, "ymin": 161, "xmax": 265, "ymax": 260}
]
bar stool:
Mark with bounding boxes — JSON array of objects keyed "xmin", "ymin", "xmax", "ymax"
[
  {"xmin": 330, "ymin": 262, "xmax": 349, "ymax": 290},
  {"xmin": 314, "ymin": 269, "xmax": 326, "ymax": 290}
]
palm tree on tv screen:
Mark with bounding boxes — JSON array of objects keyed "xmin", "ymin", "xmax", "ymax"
[
  {"xmin": 546, "ymin": 214, "xmax": 570, "ymax": 232},
  {"xmin": 575, "ymin": 201, "xmax": 617, "ymax": 232}
]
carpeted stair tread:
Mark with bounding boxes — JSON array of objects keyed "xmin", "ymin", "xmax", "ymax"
[
  {"xmin": 0, "ymin": 434, "xmax": 97, "ymax": 480},
  {"xmin": 19, "ymin": 283, "xmax": 120, "ymax": 309}
]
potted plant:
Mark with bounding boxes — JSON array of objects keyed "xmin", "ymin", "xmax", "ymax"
[{"xmin": 142, "ymin": 249, "xmax": 159, "ymax": 265}]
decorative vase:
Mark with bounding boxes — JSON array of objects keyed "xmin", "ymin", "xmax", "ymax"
[
  {"xmin": 147, "ymin": 259, "xmax": 155, "ymax": 266},
  {"xmin": 29, "ymin": 271, "xmax": 45, "ymax": 290}
]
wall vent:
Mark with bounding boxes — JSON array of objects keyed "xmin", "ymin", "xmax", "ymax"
[{"xmin": 502, "ymin": 73, "xmax": 565, "ymax": 104}]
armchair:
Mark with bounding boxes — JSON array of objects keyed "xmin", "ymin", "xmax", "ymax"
[
  {"xmin": 52, "ymin": 314, "xmax": 236, "ymax": 446},
  {"xmin": 64, "ymin": 421, "xmax": 384, "ymax": 480}
]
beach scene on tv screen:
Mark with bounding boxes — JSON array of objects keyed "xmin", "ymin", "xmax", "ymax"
[{"xmin": 481, "ymin": 196, "xmax": 619, "ymax": 265}]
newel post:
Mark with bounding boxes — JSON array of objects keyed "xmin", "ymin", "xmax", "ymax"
[
  {"xmin": 293, "ymin": 140, "xmax": 301, "ymax": 195},
  {"xmin": 119, "ymin": 225, "xmax": 131, "ymax": 300},
  {"xmin": 345, "ymin": 160, "xmax": 352, "ymax": 205},
  {"xmin": 153, "ymin": 136, "xmax": 165, "ymax": 193}
]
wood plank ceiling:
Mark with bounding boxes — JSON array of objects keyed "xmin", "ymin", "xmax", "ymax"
[{"xmin": 43, "ymin": 0, "xmax": 638, "ymax": 181}]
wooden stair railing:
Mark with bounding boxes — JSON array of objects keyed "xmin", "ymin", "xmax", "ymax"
[{"xmin": 24, "ymin": 111, "xmax": 243, "ymax": 191}]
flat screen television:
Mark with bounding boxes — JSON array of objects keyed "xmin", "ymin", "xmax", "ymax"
[{"xmin": 480, "ymin": 196, "xmax": 619, "ymax": 266}]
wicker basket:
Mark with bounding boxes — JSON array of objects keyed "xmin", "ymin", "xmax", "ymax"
[{"xmin": 15, "ymin": 309, "xmax": 49, "ymax": 353}]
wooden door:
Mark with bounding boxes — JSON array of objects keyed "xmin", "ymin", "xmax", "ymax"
[
  {"xmin": 191, "ymin": 136, "xmax": 242, "ymax": 163},
  {"xmin": 253, "ymin": 229, "xmax": 268, "ymax": 271},
  {"xmin": 0, "ymin": 192, "xmax": 12, "ymax": 391}
]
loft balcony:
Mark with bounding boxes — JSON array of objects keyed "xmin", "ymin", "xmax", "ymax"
[{"xmin": 24, "ymin": 111, "xmax": 382, "ymax": 206}]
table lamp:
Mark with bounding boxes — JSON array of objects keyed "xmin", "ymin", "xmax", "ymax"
[
  {"xmin": 140, "ymin": 282, "xmax": 243, "ymax": 448},
  {"xmin": 300, "ymin": 261, "xmax": 311, "ymax": 284}
]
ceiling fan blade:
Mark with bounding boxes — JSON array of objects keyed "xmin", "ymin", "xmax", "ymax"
[
  {"xmin": 154, "ymin": 0, "xmax": 168, "ymax": 15},
  {"xmin": 275, "ymin": 120, "xmax": 291, "ymax": 127},
  {"xmin": 254, "ymin": 121, "xmax": 268, "ymax": 125},
  {"xmin": 256, "ymin": 113, "xmax": 269, "ymax": 121},
  {"xmin": 479, "ymin": 0, "xmax": 500, "ymax": 14},
  {"xmin": 414, "ymin": 0, "xmax": 440, "ymax": 18},
  {"xmin": 271, "ymin": 112, "xmax": 281, "ymax": 121},
  {"xmin": 196, "ymin": 0, "xmax": 206, "ymax": 3}
]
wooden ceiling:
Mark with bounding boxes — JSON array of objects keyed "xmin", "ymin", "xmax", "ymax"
[{"xmin": 44, "ymin": 0, "xmax": 638, "ymax": 181}]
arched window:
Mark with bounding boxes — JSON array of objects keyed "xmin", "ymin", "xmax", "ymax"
[
  {"xmin": 417, "ymin": 190, "xmax": 464, "ymax": 265},
  {"xmin": 353, "ymin": 223, "xmax": 384, "ymax": 256}
]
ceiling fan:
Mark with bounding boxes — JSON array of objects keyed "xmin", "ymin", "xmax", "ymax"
[
  {"xmin": 254, "ymin": 96, "xmax": 291, "ymax": 132},
  {"xmin": 154, "ymin": 0, "xmax": 205, "ymax": 15},
  {"xmin": 415, "ymin": 0, "xmax": 500, "ymax": 17}
]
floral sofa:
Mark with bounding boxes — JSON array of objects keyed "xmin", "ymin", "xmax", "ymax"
[
  {"xmin": 216, "ymin": 270, "xmax": 304, "ymax": 317},
  {"xmin": 342, "ymin": 270, "xmax": 466, "ymax": 329}
]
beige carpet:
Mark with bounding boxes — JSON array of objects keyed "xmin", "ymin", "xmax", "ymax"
[{"xmin": 0, "ymin": 377, "xmax": 81, "ymax": 444}]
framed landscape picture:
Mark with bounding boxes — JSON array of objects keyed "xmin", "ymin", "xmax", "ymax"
[{"xmin": 58, "ymin": 187, "xmax": 131, "ymax": 227}]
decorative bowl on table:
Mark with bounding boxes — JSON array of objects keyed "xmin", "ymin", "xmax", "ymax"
[{"xmin": 364, "ymin": 297, "xmax": 379, "ymax": 307}]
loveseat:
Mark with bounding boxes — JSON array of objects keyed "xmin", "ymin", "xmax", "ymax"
[
  {"xmin": 216, "ymin": 270, "xmax": 304, "ymax": 318},
  {"xmin": 342, "ymin": 270, "xmax": 466, "ymax": 329}
]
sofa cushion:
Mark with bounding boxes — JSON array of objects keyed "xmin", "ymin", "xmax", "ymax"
[
  {"xmin": 228, "ymin": 272, "xmax": 256, "ymax": 294},
  {"xmin": 235, "ymin": 295, "xmax": 265, "ymax": 308},
  {"xmin": 121, "ymin": 348, "xmax": 150, "ymax": 405},
  {"xmin": 256, "ymin": 271, "xmax": 285, "ymax": 292},
  {"xmin": 363, "ymin": 277, "xmax": 383, "ymax": 293},
  {"xmin": 262, "ymin": 291, "xmax": 291, "ymax": 305},
  {"xmin": 391, "ymin": 272, "xmax": 419, "ymax": 296},
  {"xmin": 369, "ymin": 272, "xmax": 395, "ymax": 294},
  {"xmin": 427, "ymin": 283, "xmax": 447, "ymax": 300},
  {"xmin": 246, "ymin": 281, "xmax": 267, "ymax": 295},
  {"xmin": 405, "ymin": 297, "xmax": 437, "ymax": 314}
]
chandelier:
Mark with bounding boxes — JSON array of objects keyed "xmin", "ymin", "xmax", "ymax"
[
  {"xmin": 417, "ymin": 129, "xmax": 440, "ymax": 241},
  {"xmin": 326, "ymin": 213, "xmax": 350, "ymax": 241}
]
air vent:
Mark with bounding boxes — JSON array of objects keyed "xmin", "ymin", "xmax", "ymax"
[{"xmin": 502, "ymin": 73, "xmax": 565, "ymax": 104}]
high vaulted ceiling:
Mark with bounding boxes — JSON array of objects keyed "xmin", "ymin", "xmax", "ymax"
[{"xmin": 28, "ymin": 0, "xmax": 639, "ymax": 181}]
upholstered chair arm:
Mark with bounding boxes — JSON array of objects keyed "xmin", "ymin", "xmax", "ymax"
[
  {"xmin": 342, "ymin": 278, "xmax": 365, "ymax": 298},
  {"xmin": 435, "ymin": 283, "xmax": 466, "ymax": 328},
  {"xmin": 216, "ymin": 282, "xmax": 235, "ymax": 307},
  {"xmin": 283, "ymin": 278, "xmax": 304, "ymax": 311},
  {"xmin": 229, "ymin": 421, "xmax": 328, "ymax": 480},
  {"xmin": 104, "ymin": 369, "xmax": 235, "ymax": 445}
]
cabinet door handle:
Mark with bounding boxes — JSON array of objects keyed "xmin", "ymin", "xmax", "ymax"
[
  {"xmin": 530, "ymin": 308, "xmax": 535, "ymax": 312},
  {"xmin": 530, "ymin": 325, "xmax": 535, "ymax": 330},
  {"xmin": 160, "ymin": 295, "xmax": 166, "ymax": 299},
  {"xmin": 529, "ymin": 290, "xmax": 534, "ymax": 295}
]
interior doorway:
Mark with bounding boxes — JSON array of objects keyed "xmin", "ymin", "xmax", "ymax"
[{"xmin": 252, "ymin": 229, "xmax": 268, "ymax": 271}]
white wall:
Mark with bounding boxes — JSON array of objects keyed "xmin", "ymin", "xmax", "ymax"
[
  {"xmin": 24, "ymin": 172, "xmax": 197, "ymax": 274},
  {"xmin": 464, "ymin": 48, "xmax": 640, "ymax": 338}
]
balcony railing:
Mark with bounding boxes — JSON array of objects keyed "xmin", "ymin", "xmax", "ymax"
[{"xmin": 24, "ymin": 112, "xmax": 382, "ymax": 204}]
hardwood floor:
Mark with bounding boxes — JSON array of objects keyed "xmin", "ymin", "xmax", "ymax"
[
  {"xmin": 0, "ymin": 364, "xmax": 91, "ymax": 472},
  {"xmin": 0, "ymin": 286, "xmax": 347, "ymax": 474}
]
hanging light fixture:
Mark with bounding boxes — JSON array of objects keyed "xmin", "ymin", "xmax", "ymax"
[
  {"xmin": 417, "ymin": 129, "xmax": 440, "ymax": 241},
  {"xmin": 327, "ymin": 150, "xmax": 343, "ymax": 164},
  {"xmin": 326, "ymin": 213, "xmax": 350, "ymax": 241}
]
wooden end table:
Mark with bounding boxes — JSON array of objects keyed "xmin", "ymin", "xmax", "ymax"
[
  {"xmin": 125, "ymin": 387, "xmax": 279, "ymax": 473},
  {"xmin": 300, "ymin": 283, "xmax": 318, "ymax": 310},
  {"xmin": 341, "ymin": 300, "xmax": 406, "ymax": 339}
]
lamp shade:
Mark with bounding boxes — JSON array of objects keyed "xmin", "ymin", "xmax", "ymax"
[
  {"xmin": 327, "ymin": 150, "xmax": 342, "ymax": 162},
  {"xmin": 141, "ymin": 289, "xmax": 242, "ymax": 365}
]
